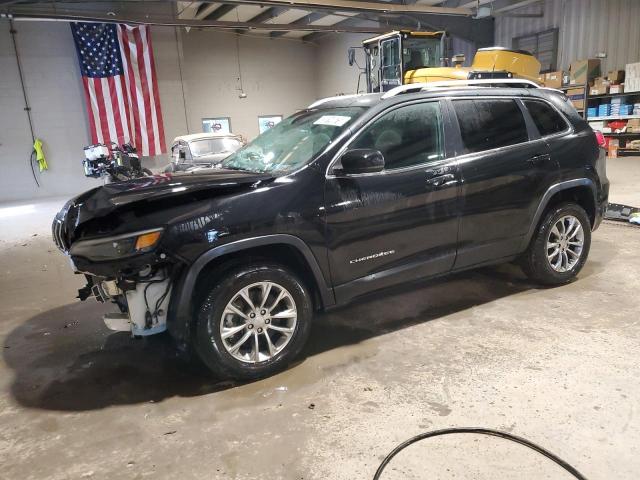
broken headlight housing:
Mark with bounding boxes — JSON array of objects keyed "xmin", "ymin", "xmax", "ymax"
[{"xmin": 69, "ymin": 228, "xmax": 163, "ymax": 261}]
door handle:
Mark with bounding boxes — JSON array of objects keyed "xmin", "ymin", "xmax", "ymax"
[
  {"xmin": 426, "ymin": 173, "xmax": 455, "ymax": 187},
  {"xmin": 528, "ymin": 153, "xmax": 551, "ymax": 164},
  {"xmin": 425, "ymin": 166, "xmax": 453, "ymax": 178}
]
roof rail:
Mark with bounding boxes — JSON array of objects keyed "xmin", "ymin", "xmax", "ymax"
[
  {"xmin": 308, "ymin": 93, "xmax": 367, "ymax": 109},
  {"xmin": 381, "ymin": 78, "xmax": 540, "ymax": 99}
]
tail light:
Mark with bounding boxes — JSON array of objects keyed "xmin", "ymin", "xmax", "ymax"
[{"xmin": 594, "ymin": 130, "xmax": 606, "ymax": 147}]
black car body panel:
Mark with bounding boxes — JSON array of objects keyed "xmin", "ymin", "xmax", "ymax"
[{"xmin": 53, "ymin": 86, "xmax": 609, "ymax": 345}]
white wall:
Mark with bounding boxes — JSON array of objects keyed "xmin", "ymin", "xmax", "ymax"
[
  {"xmin": 179, "ymin": 29, "xmax": 317, "ymax": 141},
  {"xmin": 0, "ymin": 21, "xmax": 101, "ymax": 202},
  {"xmin": 495, "ymin": 0, "xmax": 640, "ymax": 73},
  {"xmin": 314, "ymin": 32, "xmax": 372, "ymax": 98},
  {"xmin": 0, "ymin": 22, "xmax": 317, "ymax": 202}
]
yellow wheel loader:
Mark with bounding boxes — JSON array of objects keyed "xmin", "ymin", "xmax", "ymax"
[{"xmin": 351, "ymin": 30, "xmax": 541, "ymax": 93}]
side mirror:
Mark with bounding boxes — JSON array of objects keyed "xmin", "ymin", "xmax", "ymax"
[
  {"xmin": 348, "ymin": 47, "xmax": 356, "ymax": 66},
  {"xmin": 339, "ymin": 149, "xmax": 385, "ymax": 175}
]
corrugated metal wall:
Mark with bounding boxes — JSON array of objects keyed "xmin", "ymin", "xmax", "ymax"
[
  {"xmin": 495, "ymin": 0, "xmax": 640, "ymax": 72},
  {"xmin": 451, "ymin": 36, "xmax": 477, "ymax": 67}
]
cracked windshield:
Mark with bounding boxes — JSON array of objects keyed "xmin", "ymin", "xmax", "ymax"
[{"xmin": 221, "ymin": 107, "xmax": 365, "ymax": 174}]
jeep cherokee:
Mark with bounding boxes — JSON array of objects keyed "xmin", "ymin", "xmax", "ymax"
[{"xmin": 52, "ymin": 85, "xmax": 609, "ymax": 379}]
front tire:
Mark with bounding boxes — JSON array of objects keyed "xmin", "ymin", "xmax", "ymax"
[
  {"xmin": 194, "ymin": 263, "xmax": 313, "ymax": 380},
  {"xmin": 521, "ymin": 202, "xmax": 591, "ymax": 285}
]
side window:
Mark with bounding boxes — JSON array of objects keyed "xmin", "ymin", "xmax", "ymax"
[
  {"xmin": 453, "ymin": 99, "xmax": 529, "ymax": 154},
  {"xmin": 523, "ymin": 100, "xmax": 569, "ymax": 136},
  {"xmin": 350, "ymin": 102, "xmax": 445, "ymax": 170}
]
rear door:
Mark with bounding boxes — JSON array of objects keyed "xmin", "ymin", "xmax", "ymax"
[
  {"xmin": 522, "ymin": 98, "xmax": 573, "ymax": 168},
  {"xmin": 449, "ymin": 97, "xmax": 558, "ymax": 269}
]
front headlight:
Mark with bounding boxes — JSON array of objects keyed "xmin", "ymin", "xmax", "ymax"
[{"xmin": 70, "ymin": 228, "xmax": 163, "ymax": 261}]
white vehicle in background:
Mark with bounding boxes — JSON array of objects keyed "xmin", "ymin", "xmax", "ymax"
[{"xmin": 165, "ymin": 133, "xmax": 244, "ymax": 173}]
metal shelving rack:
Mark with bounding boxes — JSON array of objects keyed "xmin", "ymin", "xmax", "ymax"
[{"xmin": 584, "ymin": 90, "xmax": 640, "ymax": 155}]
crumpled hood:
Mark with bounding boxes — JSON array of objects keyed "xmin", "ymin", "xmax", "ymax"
[{"xmin": 61, "ymin": 169, "xmax": 273, "ymax": 233}]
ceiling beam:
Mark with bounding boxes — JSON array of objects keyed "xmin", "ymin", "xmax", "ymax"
[
  {"xmin": 234, "ymin": 5, "xmax": 288, "ymax": 34},
  {"xmin": 270, "ymin": 11, "xmax": 328, "ymax": 38},
  {"xmin": 494, "ymin": 0, "xmax": 542, "ymax": 13},
  {"xmin": 195, "ymin": 3, "xmax": 225, "ymax": 20},
  {"xmin": 245, "ymin": 5, "xmax": 289, "ymax": 23},
  {"xmin": 458, "ymin": 0, "xmax": 493, "ymax": 8},
  {"xmin": 201, "ymin": 3, "xmax": 235, "ymax": 20},
  {"xmin": 5, "ymin": 10, "xmax": 392, "ymax": 33},
  {"xmin": 200, "ymin": 0, "xmax": 472, "ymax": 16},
  {"xmin": 302, "ymin": 11, "xmax": 494, "ymax": 45}
]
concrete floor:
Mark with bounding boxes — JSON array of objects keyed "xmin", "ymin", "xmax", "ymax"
[{"xmin": 1, "ymin": 158, "xmax": 639, "ymax": 480}]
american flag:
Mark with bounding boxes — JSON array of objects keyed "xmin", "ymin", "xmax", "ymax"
[{"xmin": 71, "ymin": 22, "xmax": 166, "ymax": 156}]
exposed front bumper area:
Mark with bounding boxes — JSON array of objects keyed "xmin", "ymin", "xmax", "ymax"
[{"xmin": 82, "ymin": 270, "xmax": 173, "ymax": 337}]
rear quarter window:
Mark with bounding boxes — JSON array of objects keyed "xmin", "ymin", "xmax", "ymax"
[
  {"xmin": 523, "ymin": 99, "xmax": 569, "ymax": 136},
  {"xmin": 452, "ymin": 99, "xmax": 529, "ymax": 154}
]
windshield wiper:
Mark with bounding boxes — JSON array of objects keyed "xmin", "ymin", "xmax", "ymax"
[{"xmin": 220, "ymin": 165, "xmax": 255, "ymax": 172}]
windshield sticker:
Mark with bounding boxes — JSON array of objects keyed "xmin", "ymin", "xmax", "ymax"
[{"xmin": 313, "ymin": 115, "xmax": 351, "ymax": 127}]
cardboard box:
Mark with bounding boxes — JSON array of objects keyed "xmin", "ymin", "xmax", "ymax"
[
  {"xmin": 625, "ymin": 62, "xmax": 640, "ymax": 78},
  {"xmin": 590, "ymin": 86, "xmax": 609, "ymax": 95},
  {"xmin": 627, "ymin": 119, "xmax": 640, "ymax": 133},
  {"xmin": 566, "ymin": 87, "xmax": 585, "ymax": 109},
  {"xmin": 607, "ymin": 70, "xmax": 625, "ymax": 83},
  {"xmin": 570, "ymin": 59, "xmax": 601, "ymax": 85},
  {"xmin": 536, "ymin": 74, "xmax": 545, "ymax": 86},
  {"xmin": 590, "ymin": 77, "xmax": 610, "ymax": 95},
  {"xmin": 608, "ymin": 145, "xmax": 618, "ymax": 158},
  {"xmin": 544, "ymin": 71, "xmax": 563, "ymax": 89},
  {"xmin": 609, "ymin": 84, "xmax": 624, "ymax": 94},
  {"xmin": 625, "ymin": 77, "xmax": 640, "ymax": 93}
]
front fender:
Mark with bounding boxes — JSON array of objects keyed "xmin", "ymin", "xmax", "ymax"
[{"xmin": 166, "ymin": 234, "xmax": 334, "ymax": 345}]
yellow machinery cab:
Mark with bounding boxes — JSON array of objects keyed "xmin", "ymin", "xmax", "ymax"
[
  {"xmin": 359, "ymin": 31, "xmax": 541, "ymax": 93},
  {"xmin": 361, "ymin": 30, "xmax": 446, "ymax": 93}
]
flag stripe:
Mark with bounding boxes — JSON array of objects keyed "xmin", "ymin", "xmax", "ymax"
[
  {"xmin": 118, "ymin": 25, "xmax": 142, "ymax": 151},
  {"xmin": 102, "ymin": 77, "xmax": 118, "ymax": 143},
  {"xmin": 81, "ymin": 77, "xmax": 99, "ymax": 144},
  {"xmin": 92, "ymin": 78, "xmax": 111, "ymax": 146},
  {"xmin": 107, "ymin": 76, "xmax": 125, "ymax": 144},
  {"xmin": 141, "ymin": 27, "xmax": 161, "ymax": 155},
  {"xmin": 145, "ymin": 26, "xmax": 166, "ymax": 153},
  {"xmin": 133, "ymin": 27, "xmax": 155, "ymax": 155},
  {"xmin": 124, "ymin": 26, "xmax": 147, "ymax": 154},
  {"xmin": 114, "ymin": 75, "xmax": 131, "ymax": 144}
]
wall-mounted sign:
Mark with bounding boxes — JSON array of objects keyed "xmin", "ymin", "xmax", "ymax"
[
  {"xmin": 258, "ymin": 115, "xmax": 282, "ymax": 134},
  {"xmin": 202, "ymin": 117, "xmax": 231, "ymax": 134}
]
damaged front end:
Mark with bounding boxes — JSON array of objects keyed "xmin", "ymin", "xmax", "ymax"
[
  {"xmin": 52, "ymin": 169, "xmax": 274, "ymax": 339},
  {"xmin": 78, "ymin": 267, "xmax": 173, "ymax": 337},
  {"xmin": 52, "ymin": 199, "xmax": 178, "ymax": 337}
]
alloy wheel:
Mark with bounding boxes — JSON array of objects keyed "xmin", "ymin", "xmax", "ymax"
[
  {"xmin": 219, "ymin": 281, "xmax": 298, "ymax": 363},
  {"xmin": 547, "ymin": 215, "xmax": 584, "ymax": 273}
]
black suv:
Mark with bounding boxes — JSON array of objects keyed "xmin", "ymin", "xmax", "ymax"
[{"xmin": 53, "ymin": 86, "xmax": 608, "ymax": 379}]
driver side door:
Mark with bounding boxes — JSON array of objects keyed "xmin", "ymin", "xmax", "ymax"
[{"xmin": 324, "ymin": 100, "xmax": 460, "ymax": 304}]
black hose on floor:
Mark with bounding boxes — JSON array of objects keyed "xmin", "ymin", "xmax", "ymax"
[{"xmin": 373, "ymin": 427, "xmax": 588, "ymax": 480}]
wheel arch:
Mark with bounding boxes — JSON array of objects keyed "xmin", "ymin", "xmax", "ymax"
[
  {"xmin": 167, "ymin": 235, "xmax": 334, "ymax": 345},
  {"xmin": 522, "ymin": 178, "xmax": 597, "ymax": 251}
]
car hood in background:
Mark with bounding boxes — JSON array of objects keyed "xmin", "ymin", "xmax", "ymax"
[{"xmin": 189, "ymin": 152, "xmax": 231, "ymax": 164}]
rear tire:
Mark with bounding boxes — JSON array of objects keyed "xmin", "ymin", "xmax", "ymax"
[
  {"xmin": 194, "ymin": 263, "xmax": 313, "ymax": 380},
  {"xmin": 521, "ymin": 202, "xmax": 591, "ymax": 285}
]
